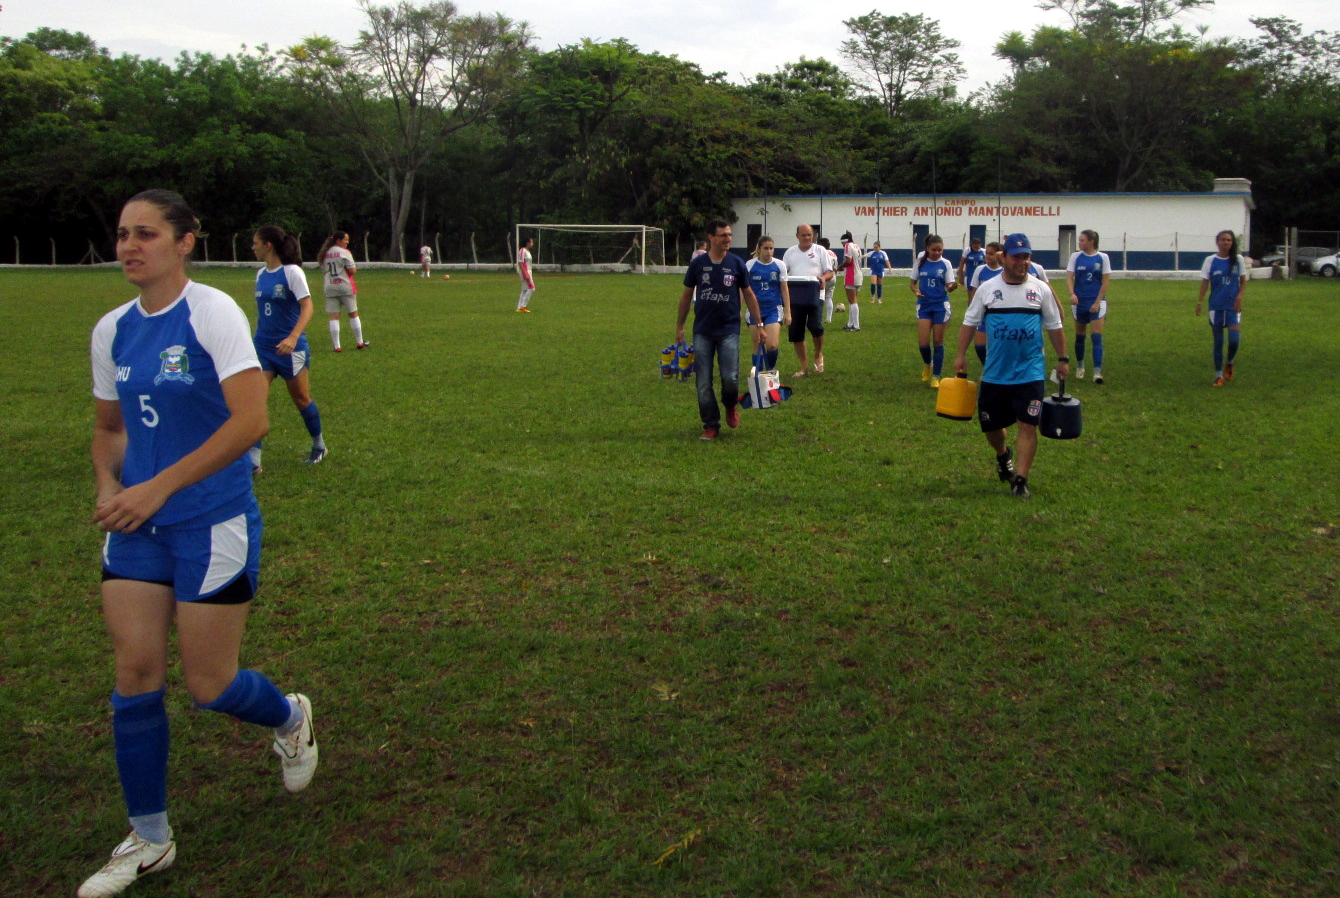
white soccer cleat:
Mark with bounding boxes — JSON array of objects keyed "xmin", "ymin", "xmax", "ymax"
[
  {"xmin": 1075, "ymin": 366, "xmax": 1085, "ymax": 379},
  {"xmin": 78, "ymin": 831, "xmax": 176, "ymax": 898},
  {"xmin": 273, "ymin": 693, "xmax": 318, "ymax": 793}
]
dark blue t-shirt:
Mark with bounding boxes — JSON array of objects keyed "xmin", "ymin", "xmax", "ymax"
[{"xmin": 684, "ymin": 252, "xmax": 751, "ymax": 339}]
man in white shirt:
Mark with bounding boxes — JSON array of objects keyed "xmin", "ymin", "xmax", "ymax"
[{"xmin": 781, "ymin": 224, "xmax": 834, "ymax": 376}]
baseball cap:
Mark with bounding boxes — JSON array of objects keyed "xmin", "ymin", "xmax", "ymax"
[{"xmin": 1003, "ymin": 233, "xmax": 1032, "ymax": 256}]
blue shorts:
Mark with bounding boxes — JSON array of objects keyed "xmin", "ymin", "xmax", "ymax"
[
  {"xmin": 1208, "ymin": 309, "xmax": 1241, "ymax": 328},
  {"xmin": 102, "ymin": 497, "xmax": 261, "ymax": 602},
  {"xmin": 917, "ymin": 301, "xmax": 951, "ymax": 324},
  {"xmin": 748, "ymin": 305, "xmax": 784, "ymax": 327},
  {"xmin": 256, "ymin": 341, "xmax": 310, "ymax": 380},
  {"xmin": 1072, "ymin": 300, "xmax": 1107, "ymax": 324}
]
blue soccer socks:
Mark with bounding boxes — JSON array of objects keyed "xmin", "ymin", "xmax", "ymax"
[
  {"xmin": 196, "ymin": 669, "xmax": 291, "ymax": 729},
  {"xmin": 112, "ymin": 689, "xmax": 169, "ymax": 820}
]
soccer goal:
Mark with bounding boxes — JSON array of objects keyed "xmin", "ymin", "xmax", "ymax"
[{"xmin": 514, "ymin": 224, "xmax": 666, "ymax": 273}]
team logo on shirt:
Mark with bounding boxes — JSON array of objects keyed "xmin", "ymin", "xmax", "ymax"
[
  {"xmin": 723, "ymin": 273, "xmax": 735, "ymax": 287},
  {"xmin": 1025, "ymin": 289, "xmax": 1041, "ymax": 306},
  {"xmin": 154, "ymin": 345, "xmax": 195, "ymax": 385},
  {"xmin": 271, "ymin": 285, "xmax": 287, "ymax": 300}
]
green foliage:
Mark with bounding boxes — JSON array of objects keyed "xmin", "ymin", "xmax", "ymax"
[
  {"xmin": 2, "ymin": 7, "xmax": 1340, "ymax": 262},
  {"xmin": 3, "ymin": 269, "xmax": 1340, "ymax": 896},
  {"xmin": 990, "ymin": 16, "xmax": 1249, "ymax": 191},
  {"xmin": 840, "ymin": 11, "xmax": 965, "ymax": 118},
  {"xmin": 1220, "ymin": 18, "xmax": 1340, "ymax": 247}
]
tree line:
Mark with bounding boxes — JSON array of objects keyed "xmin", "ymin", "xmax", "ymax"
[{"xmin": 2, "ymin": 0, "xmax": 1337, "ymax": 264}]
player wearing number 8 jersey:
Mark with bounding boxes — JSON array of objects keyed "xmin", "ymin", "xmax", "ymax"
[{"xmin": 251, "ymin": 225, "xmax": 327, "ymax": 467}]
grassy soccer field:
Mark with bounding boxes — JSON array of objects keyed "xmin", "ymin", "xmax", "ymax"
[{"xmin": 2, "ymin": 267, "xmax": 1337, "ymax": 897}]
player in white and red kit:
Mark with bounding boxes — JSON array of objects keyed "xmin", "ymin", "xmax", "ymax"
[
  {"xmin": 318, "ymin": 231, "xmax": 367, "ymax": 351},
  {"xmin": 516, "ymin": 237, "xmax": 535, "ymax": 312}
]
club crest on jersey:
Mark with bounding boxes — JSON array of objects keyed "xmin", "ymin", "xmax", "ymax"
[
  {"xmin": 154, "ymin": 345, "xmax": 194, "ymax": 385},
  {"xmin": 1025, "ymin": 288, "xmax": 1041, "ymax": 306},
  {"xmin": 723, "ymin": 273, "xmax": 735, "ymax": 287},
  {"xmin": 271, "ymin": 285, "xmax": 287, "ymax": 300}
]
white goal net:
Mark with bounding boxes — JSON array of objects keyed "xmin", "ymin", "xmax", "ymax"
[{"xmin": 514, "ymin": 224, "xmax": 666, "ymax": 273}]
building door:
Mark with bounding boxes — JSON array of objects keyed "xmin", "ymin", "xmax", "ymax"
[
  {"xmin": 912, "ymin": 224, "xmax": 929, "ymax": 258},
  {"xmin": 1059, "ymin": 226, "xmax": 1077, "ymax": 262}
]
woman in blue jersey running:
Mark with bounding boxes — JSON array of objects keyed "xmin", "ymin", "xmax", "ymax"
[
  {"xmin": 1195, "ymin": 230, "xmax": 1247, "ymax": 386},
  {"xmin": 745, "ymin": 236, "xmax": 792, "ymax": 371},
  {"xmin": 82, "ymin": 191, "xmax": 317, "ymax": 898},
  {"xmin": 251, "ymin": 225, "xmax": 327, "ymax": 467}
]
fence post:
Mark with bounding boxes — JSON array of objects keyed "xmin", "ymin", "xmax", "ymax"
[
  {"xmin": 51, "ymin": 237, "xmax": 57, "ymax": 265},
  {"xmin": 363, "ymin": 232, "xmax": 370, "ymax": 263},
  {"xmin": 13, "ymin": 236, "xmax": 19, "ymax": 265},
  {"xmin": 232, "ymin": 233, "xmax": 238, "ymax": 262}
]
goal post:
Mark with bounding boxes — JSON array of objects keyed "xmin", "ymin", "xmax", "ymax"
[{"xmin": 514, "ymin": 224, "xmax": 666, "ymax": 274}]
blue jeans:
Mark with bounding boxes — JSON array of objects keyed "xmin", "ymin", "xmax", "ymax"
[{"xmin": 693, "ymin": 331, "xmax": 739, "ymax": 430}]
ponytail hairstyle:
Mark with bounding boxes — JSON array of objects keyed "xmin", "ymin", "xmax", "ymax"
[
  {"xmin": 255, "ymin": 224, "xmax": 302, "ymax": 266},
  {"xmin": 127, "ymin": 189, "xmax": 202, "ymax": 249},
  {"xmin": 316, "ymin": 230, "xmax": 349, "ymax": 262},
  {"xmin": 1081, "ymin": 228, "xmax": 1100, "ymax": 250}
]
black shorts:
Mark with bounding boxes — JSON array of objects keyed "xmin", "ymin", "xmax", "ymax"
[
  {"xmin": 788, "ymin": 304, "xmax": 824, "ymax": 342},
  {"xmin": 977, "ymin": 380, "xmax": 1044, "ymax": 433}
]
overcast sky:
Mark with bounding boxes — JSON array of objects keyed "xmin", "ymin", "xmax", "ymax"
[{"xmin": 5, "ymin": 0, "xmax": 1339, "ymax": 94}]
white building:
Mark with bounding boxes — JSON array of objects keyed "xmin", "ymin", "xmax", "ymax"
[{"xmin": 731, "ymin": 178, "xmax": 1254, "ymax": 272}]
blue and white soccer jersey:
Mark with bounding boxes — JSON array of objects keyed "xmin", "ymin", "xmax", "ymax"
[
  {"xmin": 1067, "ymin": 250, "xmax": 1111, "ymax": 323},
  {"xmin": 1029, "ymin": 262, "xmax": 1049, "ymax": 282},
  {"xmin": 254, "ymin": 263, "xmax": 312, "ymax": 380},
  {"xmin": 970, "ymin": 265, "xmax": 1003, "ymax": 291},
  {"xmin": 962, "ymin": 274, "xmax": 1064, "ymax": 386},
  {"xmin": 91, "ymin": 282, "xmax": 263, "ymax": 600},
  {"xmin": 969, "ymin": 265, "xmax": 1003, "ymax": 332},
  {"xmin": 745, "ymin": 256, "xmax": 788, "ymax": 326},
  {"xmin": 961, "ymin": 248, "xmax": 986, "ymax": 287},
  {"xmin": 867, "ymin": 250, "xmax": 889, "ymax": 278},
  {"xmin": 913, "ymin": 256, "xmax": 955, "ymax": 324},
  {"xmin": 1201, "ymin": 253, "xmax": 1247, "ymax": 327}
]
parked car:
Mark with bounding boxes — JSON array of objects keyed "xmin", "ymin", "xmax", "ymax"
[
  {"xmin": 1306, "ymin": 253, "xmax": 1339, "ymax": 277},
  {"xmin": 1258, "ymin": 246, "xmax": 1333, "ymax": 271}
]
